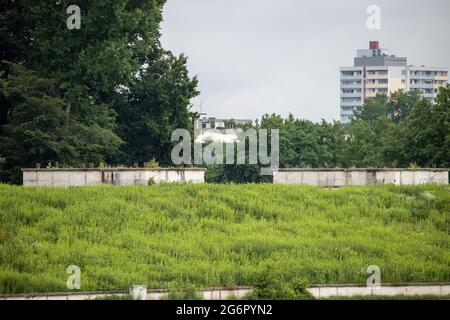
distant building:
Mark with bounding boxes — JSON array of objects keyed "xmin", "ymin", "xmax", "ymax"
[
  {"xmin": 200, "ymin": 117, "xmax": 253, "ymax": 129},
  {"xmin": 194, "ymin": 116, "xmax": 253, "ymax": 143},
  {"xmin": 340, "ymin": 41, "xmax": 448, "ymax": 123}
]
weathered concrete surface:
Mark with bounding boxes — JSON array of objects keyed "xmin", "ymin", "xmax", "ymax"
[
  {"xmin": 1, "ymin": 284, "xmax": 449, "ymax": 300},
  {"xmin": 0, "ymin": 287, "xmax": 252, "ymax": 300},
  {"xmin": 308, "ymin": 283, "xmax": 450, "ymax": 298},
  {"xmin": 273, "ymin": 169, "xmax": 449, "ymax": 187},
  {"xmin": 22, "ymin": 168, "xmax": 206, "ymax": 187}
]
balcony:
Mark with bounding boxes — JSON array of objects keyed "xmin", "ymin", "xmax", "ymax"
[
  {"xmin": 340, "ymin": 107, "xmax": 354, "ymax": 115},
  {"xmin": 341, "ymin": 74, "xmax": 363, "ymax": 80},
  {"xmin": 435, "ymin": 76, "xmax": 448, "ymax": 81},
  {"xmin": 410, "ymin": 83, "xmax": 434, "ymax": 89},
  {"xmin": 341, "ymin": 100, "xmax": 362, "ymax": 107},
  {"xmin": 366, "ymin": 74, "xmax": 389, "ymax": 80},
  {"xmin": 365, "ymin": 83, "xmax": 389, "ymax": 89},
  {"xmin": 409, "ymin": 74, "xmax": 437, "ymax": 80},
  {"xmin": 341, "ymin": 82, "xmax": 362, "ymax": 89},
  {"xmin": 420, "ymin": 93, "xmax": 435, "ymax": 99},
  {"xmin": 341, "ymin": 92, "xmax": 362, "ymax": 98}
]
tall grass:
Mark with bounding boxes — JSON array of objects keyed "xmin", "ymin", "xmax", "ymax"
[{"xmin": 0, "ymin": 183, "xmax": 449, "ymax": 293}]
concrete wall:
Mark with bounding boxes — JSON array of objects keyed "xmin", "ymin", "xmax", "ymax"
[
  {"xmin": 2, "ymin": 284, "xmax": 449, "ymax": 300},
  {"xmin": 0, "ymin": 287, "xmax": 253, "ymax": 300},
  {"xmin": 273, "ymin": 169, "xmax": 449, "ymax": 187},
  {"xmin": 22, "ymin": 168, "xmax": 206, "ymax": 187},
  {"xmin": 308, "ymin": 283, "xmax": 450, "ymax": 299}
]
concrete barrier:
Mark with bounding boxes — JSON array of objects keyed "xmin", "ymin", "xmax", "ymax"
[
  {"xmin": 0, "ymin": 287, "xmax": 253, "ymax": 300},
  {"xmin": 272, "ymin": 168, "xmax": 449, "ymax": 187},
  {"xmin": 307, "ymin": 283, "xmax": 450, "ymax": 299},
  {"xmin": 1, "ymin": 284, "xmax": 449, "ymax": 300},
  {"xmin": 22, "ymin": 168, "xmax": 206, "ymax": 187}
]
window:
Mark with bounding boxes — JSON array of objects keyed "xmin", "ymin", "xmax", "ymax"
[
  {"xmin": 341, "ymin": 97, "xmax": 361, "ymax": 103},
  {"xmin": 342, "ymin": 71, "xmax": 361, "ymax": 76},
  {"xmin": 341, "ymin": 80, "xmax": 361, "ymax": 86},
  {"xmin": 342, "ymin": 89, "xmax": 360, "ymax": 93}
]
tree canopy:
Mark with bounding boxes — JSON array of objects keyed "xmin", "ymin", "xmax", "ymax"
[
  {"xmin": 0, "ymin": 0, "xmax": 199, "ymax": 183},
  {"xmin": 206, "ymin": 87, "xmax": 450, "ymax": 183},
  {"xmin": 0, "ymin": 1, "xmax": 448, "ymax": 184}
]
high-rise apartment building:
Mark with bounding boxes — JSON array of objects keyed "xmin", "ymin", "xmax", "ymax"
[{"xmin": 340, "ymin": 41, "xmax": 448, "ymax": 123}]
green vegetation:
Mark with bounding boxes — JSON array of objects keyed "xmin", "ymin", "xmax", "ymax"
[
  {"xmin": 0, "ymin": 183, "xmax": 449, "ymax": 294},
  {"xmin": 0, "ymin": 0, "xmax": 198, "ymax": 183},
  {"xmin": 207, "ymin": 88, "xmax": 450, "ymax": 183},
  {"xmin": 322, "ymin": 295, "xmax": 450, "ymax": 300},
  {"xmin": 93, "ymin": 294, "xmax": 450, "ymax": 301},
  {"xmin": 94, "ymin": 294, "xmax": 133, "ymax": 300},
  {"xmin": 162, "ymin": 284, "xmax": 203, "ymax": 300},
  {"xmin": 1, "ymin": 2, "xmax": 449, "ymax": 185},
  {"xmin": 244, "ymin": 272, "xmax": 312, "ymax": 300}
]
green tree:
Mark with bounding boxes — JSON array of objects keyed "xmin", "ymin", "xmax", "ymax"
[
  {"xmin": 0, "ymin": 64, "xmax": 123, "ymax": 182},
  {"xmin": 387, "ymin": 90, "xmax": 421, "ymax": 124},
  {"xmin": 353, "ymin": 94, "xmax": 389, "ymax": 123},
  {"xmin": 260, "ymin": 114, "xmax": 322, "ymax": 168},
  {"xmin": 0, "ymin": 64, "xmax": 76, "ymax": 182},
  {"xmin": 338, "ymin": 119, "xmax": 379, "ymax": 167},
  {"xmin": 0, "ymin": 0, "xmax": 198, "ymax": 182},
  {"xmin": 398, "ymin": 86, "xmax": 450, "ymax": 167},
  {"xmin": 114, "ymin": 52, "xmax": 199, "ymax": 166},
  {"xmin": 317, "ymin": 120, "xmax": 346, "ymax": 167}
]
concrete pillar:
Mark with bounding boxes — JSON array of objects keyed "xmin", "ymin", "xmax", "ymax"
[{"xmin": 130, "ymin": 285, "xmax": 147, "ymax": 300}]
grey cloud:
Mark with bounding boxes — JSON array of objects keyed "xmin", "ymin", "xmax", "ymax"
[{"xmin": 161, "ymin": 0, "xmax": 450, "ymax": 122}]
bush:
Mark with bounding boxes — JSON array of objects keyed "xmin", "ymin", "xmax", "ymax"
[
  {"xmin": 162, "ymin": 284, "xmax": 203, "ymax": 300},
  {"xmin": 145, "ymin": 158, "xmax": 159, "ymax": 169},
  {"xmin": 245, "ymin": 269, "xmax": 313, "ymax": 300}
]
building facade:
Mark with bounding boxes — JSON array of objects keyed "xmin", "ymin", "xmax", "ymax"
[
  {"xmin": 200, "ymin": 117, "xmax": 252, "ymax": 129},
  {"xmin": 193, "ymin": 116, "xmax": 253, "ymax": 143},
  {"xmin": 340, "ymin": 41, "xmax": 448, "ymax": 123}
]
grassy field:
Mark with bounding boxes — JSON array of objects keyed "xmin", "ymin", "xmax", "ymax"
[{"xmin": 0, "ymin": 183, "xmax": 449, "ymax": 294}]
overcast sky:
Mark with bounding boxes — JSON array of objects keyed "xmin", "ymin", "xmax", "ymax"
[{"xmin": 160, "ymin": 0, "xmax": 450, "ymax": 122}]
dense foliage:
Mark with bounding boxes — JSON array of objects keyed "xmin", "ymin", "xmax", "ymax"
[
  {"xmin": 207, "ymin": 88, "xmax": 450, "ymax": 183},
  {"xmin": 0, "ymin": 2, "xmax": 448, "ymax": 185},
  {"xmin": 0, "ymin": 0, "xmax": 199, "ymax": 183},
  {"xmin": 0, "ymin": 183, "xmax": 448, "ymax": 293}
]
